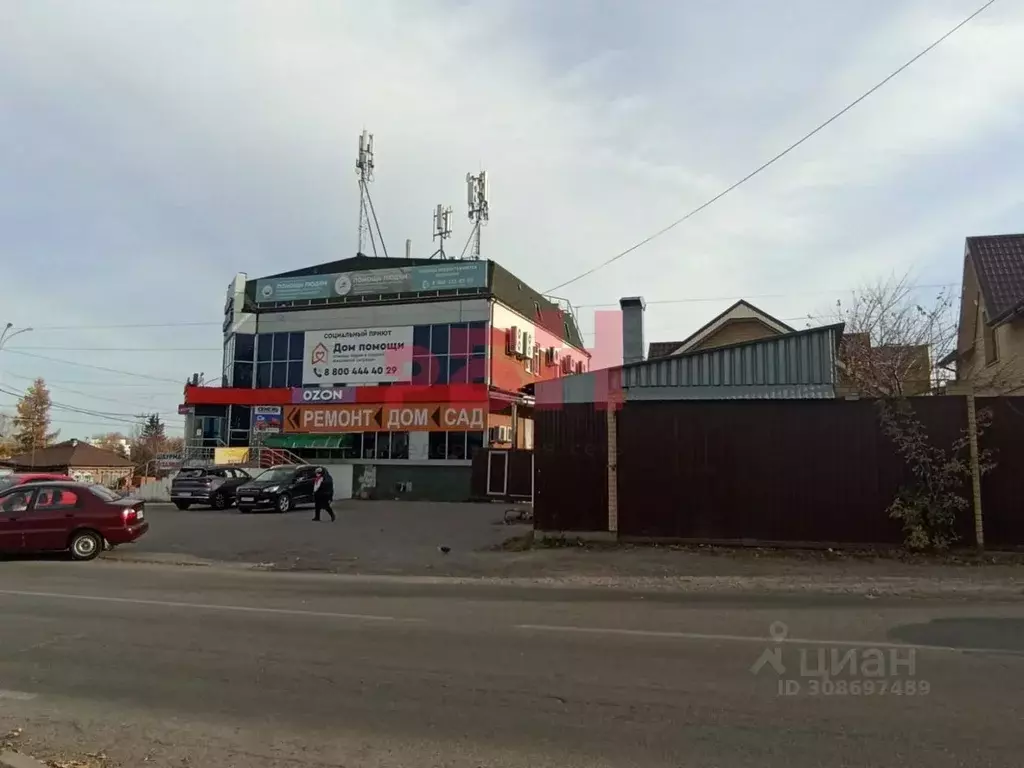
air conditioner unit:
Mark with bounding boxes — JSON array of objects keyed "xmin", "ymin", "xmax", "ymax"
[
  {"xmin": 518, "ymin": 330, "xmax": 532, "ymax": 359},
  {"xmin": 514, "ymin": 328, "xmax": 526, "ymax": 357}
]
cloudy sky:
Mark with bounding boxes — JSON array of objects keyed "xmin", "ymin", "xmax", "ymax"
[{"xmin": 1, "ymin": 0, "xmax": 1022, "ymax": 438}]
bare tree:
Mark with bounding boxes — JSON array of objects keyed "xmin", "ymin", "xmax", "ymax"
[{"xmin": 822, "ymin": 273, "xmax": 958, "ymax": 397}]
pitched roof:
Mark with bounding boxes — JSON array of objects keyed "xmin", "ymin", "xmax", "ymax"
[
  {"xmin": 647, "ymin": 300, "xmax": 796, "ymax": 359},
  {"xmin": 7, "ymin": 439, "xmax": 133, "ymax": 468},
  {"xmin": 967, "ymin": 234, "xmax": 1024, "ymax": 324},
  {"xmin": 648, "ymin": 340, "xmax": 685, "ymax": 359}
]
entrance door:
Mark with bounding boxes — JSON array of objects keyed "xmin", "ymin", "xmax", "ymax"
[{"xmin": 486, "ymin": 451, "xmax": 508, "ymax": 496}]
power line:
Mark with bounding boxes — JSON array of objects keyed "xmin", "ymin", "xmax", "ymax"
[
  {"xmin": 0, "ymin": 410, "xmax": 186, "ymax": 431},
  {"xmin": 26, "ymin": 321, "xmax": 221, "ymax": 331},
  {"xmin": 1, "ymin": 349, "xmax": 186, "ymax": 383},
  {"xmin": 0, "ymin": 384, "xmax": 154, "ymax": 421},
  {"xmin": 572, "ymin": 283, "xmax": 958, "ymax": 309},
  {"xmin": 17, "ymin": 283, "xmax": 960, "ymax": 341},
  {"xmin": 0, "ymin": 372, "xmax": 180, "ymax": 389},
  {"xmin": 0, "ymin": 376, "xmax": 179, "ymax": 413},
  {"xmin": 543, "ymin": 0, "xmax": 999, "ymax": 294},
  {"xmin": 7, "ymin": 347, "xmax": 220, "ymax": 352}
]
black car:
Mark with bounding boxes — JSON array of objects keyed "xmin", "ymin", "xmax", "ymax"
[
  {"xmin": 235, "ymin": 464, "xmax": 331, "ymax": 514},
  {"xmin": 170, "ymin": 466, "xmax": 253, "ymax": 510}
]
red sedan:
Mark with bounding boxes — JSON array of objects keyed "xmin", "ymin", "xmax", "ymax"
[
  {"xmin": 0, "ymin": 472, "xmax": 75, "ymax": 490},
  {"xmin": 0, "ymin": 481, "xmax": 149, "ymax": 561}
]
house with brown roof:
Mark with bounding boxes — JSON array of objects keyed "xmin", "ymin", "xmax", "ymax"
[
  {"xmin": 940, "ymin": 234, "xmax": 1024, "ymax": 395},
  {"xmin": 647, "ymin": 300, "xmax": 797, "ymax": 359},
  {"xmin": 648, "ymin": 299, "xmax": 932, "ymax": 397},
  {"xmin": 6, "ymin": 438, "xmax": 134, "ymax": 485}
]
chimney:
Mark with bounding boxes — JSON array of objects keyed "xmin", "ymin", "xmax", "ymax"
[
  {"xmin": 619, "ymin": 296, "xmax": 646, "ymax": 365},
  {"xmin": 405, "ymin": 239, "xmax": 412, "ymax": 259}
]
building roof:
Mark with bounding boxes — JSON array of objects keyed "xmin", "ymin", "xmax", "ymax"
[
  {"xmin": 6, "ymin": 439, "xmax": 133, "ymax": 469},
  {"xmin": 539, "ymin": 322, "xmax": 845, "ymax": 404},
  {"xmin": 249, "ymin": 254, "xmax": 586, "ymax": 350},
  {"xmin": 967, "ymin": 234, "xmax": 1024, "ymax": 324},
  {"xmin": 647, "ymin": 300, "xmax": 796, "ymax": 359}
]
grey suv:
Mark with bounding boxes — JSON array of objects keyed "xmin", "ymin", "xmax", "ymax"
[{"xmin": 170, "ymin": 467, "xmax": 252, "ymax": 510}]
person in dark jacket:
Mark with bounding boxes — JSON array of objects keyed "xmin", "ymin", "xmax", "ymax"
[{"xmin": 311, "ymin": 467, "xmax": 335, "ymax": 522}]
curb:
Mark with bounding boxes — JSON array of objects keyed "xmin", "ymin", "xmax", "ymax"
[
  {"xmin": 0, "ymin": 750, "xmax": 45, "ymax": 768},
  {"xmin": 90, "ymin": 555, "xmax": 1024, "ymax": 599}
]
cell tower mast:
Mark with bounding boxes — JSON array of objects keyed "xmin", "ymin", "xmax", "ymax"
[
  {"xmin": 430, "ymin": 204, "xmax": 453, "ymax": 260},
  {"xmin": 356, "ymin": 130, "xmax": 389, "ymax": 257},
  {"xmin": 466, "ymin": 171, "xmax": 489, "ymax": 261}
]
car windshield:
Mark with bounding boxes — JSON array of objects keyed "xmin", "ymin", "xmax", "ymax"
[
  {"xmin": 177, "ymin": 468, "xmax": 207, "ymax": 478},
  {"xmin": 254, "ymin": 468, "xmax": 295, "ymax": 483},
  {"xmin": 0, "ymin": 477, "xmax": 16, "ymax": 492}
]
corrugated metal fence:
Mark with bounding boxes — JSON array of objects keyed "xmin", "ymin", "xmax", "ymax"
[
  {"xmin": 534, "ymin": 404, "xmax": 608, "ymax": 532},
  {"xmin": 535, "ymin": 396, "xmax": 1024, "ymax": 548}
]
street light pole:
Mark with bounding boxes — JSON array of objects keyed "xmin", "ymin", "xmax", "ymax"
[
  {"xmin": 0, "ymin": 322, "xmax": 33, "ymax": 351},
  {"xmin": 1, "ymin": 323, "xmax": 34, "ymax": 463}
]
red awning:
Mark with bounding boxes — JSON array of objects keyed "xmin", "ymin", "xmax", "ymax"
[{"xmin": 184, "ymin": 383, "xmax": 490, "ymax": 406}]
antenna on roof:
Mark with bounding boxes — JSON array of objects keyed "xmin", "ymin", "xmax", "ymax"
[
  {"xmin": 356, "ymin": 130, "xmax": 390, "ymax": 258},
  {"xmin": 466, "ymin": 171, "xmax": 489, "ymax": 261},
  {"xmin": 429, "ymin": 204, "xmax": 453, "ymax": 260}
]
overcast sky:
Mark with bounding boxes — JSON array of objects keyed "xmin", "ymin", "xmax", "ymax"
[{"xmin": 1, "ymin": 0, "xmax": 1022, "ymax": 438}]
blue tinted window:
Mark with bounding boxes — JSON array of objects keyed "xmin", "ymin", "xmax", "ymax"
[
  {"xmin": 271, "ymin": 362, "xmax": 287, "ymax": 388},
  {"xmin": 468, "ymin": 355, "xmax": 487, "ymax": 384},
  {"xmin": 256, "ymin": 362, "xmax": 272, "ymax": 388},
  {"xmin": 233, "ymin": 361, "xmax": 254, "ymax": 389},
  {"xmin": 433, "ymin": 355, "xmax": 449, "ymax": 384},
  {"xmin": 235, "ymin": 333, "xmax": 255, "ymax": 362},
  {"xmin": 257, "ymin": 334, "xmax": 273, "ymax": 362},
  {"xmin": 287, "ymin": 361, "xmax": 303, "ymax": 387},
  {"xmin": 468, "ymin": 321, "xmax": 487, "ymax": 354},
  {"xmin": 449, "ymin": 323, "xmax": 469, "ymax": 355},
  {"xmin": 272, "ymin": 333, "xmax": 289, "ymax": 361},
  {"xmin": 413, "ymin": 325, "xmax": 431, "ymax": 356},
  {"xmin": 411, "ymin": 359, "xmax": 429, "ymax": 385},
  {"xmin": 289, "ymin": 332, "xmax": 304, "ymax": 361},
  {"xmin": 430, "ymin": 324, "xmax": 449, "ymax": 354},
  {"xmin": 449, "ymin": 356, "xmax": 468, "ymax": 384}
]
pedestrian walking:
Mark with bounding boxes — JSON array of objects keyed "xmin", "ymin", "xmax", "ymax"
[{"xmin": 311, "ymin": 467, "xmax": 335, "ymax": 522}]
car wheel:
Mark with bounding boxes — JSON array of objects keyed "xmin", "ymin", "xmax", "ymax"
[
  {"xmin": 212, "ymin": 492, "xmax": 228, "ymax": 510},
  {"xmin": 69, "ymin": 530, "xmax": 103, "ymax": 561},
  {"xmin": 275, "ymin": 493, "xmax": 291, "ymax": 513},
  {"xmin": 174, "ymin": 502, "xmax": 192, "ymax": 511}
]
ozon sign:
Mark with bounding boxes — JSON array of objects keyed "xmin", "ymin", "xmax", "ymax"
[{"xmin": 291, "ymin": 388, "xmax": 356, "ymax": 404}]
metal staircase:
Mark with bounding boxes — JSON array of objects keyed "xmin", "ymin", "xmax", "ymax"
[{"xmin": 252, "ymin": 446, "xmax": 308, "ymax": 468}]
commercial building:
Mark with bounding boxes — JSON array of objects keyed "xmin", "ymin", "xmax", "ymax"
[{"xmin": 181, "ymin": 255, "xmax": 589, "ymax": 500}]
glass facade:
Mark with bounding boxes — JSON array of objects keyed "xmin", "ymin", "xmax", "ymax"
[
  {"xmin": 229, "ymin": 322, "xmax": 488, "ymax": 390},
  {"xmin": 263, "ymin": 430, "xmax": 486, "ymax": 462},
  {"xmin": 411, "ymin": 322, "xmax": 487, "ymax": 385},
  {"xmin": 222, "ymin": 322, "xmax": 492, "ymax": 463}
]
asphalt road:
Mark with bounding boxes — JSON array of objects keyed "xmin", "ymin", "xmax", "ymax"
[
  {"xmin": 1, "ymin": 560, "xmax": 1024, "ymax": 767},
  {"xmin": 122, "ymin": 500, "xmax": 531, "ymax": 575}
]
